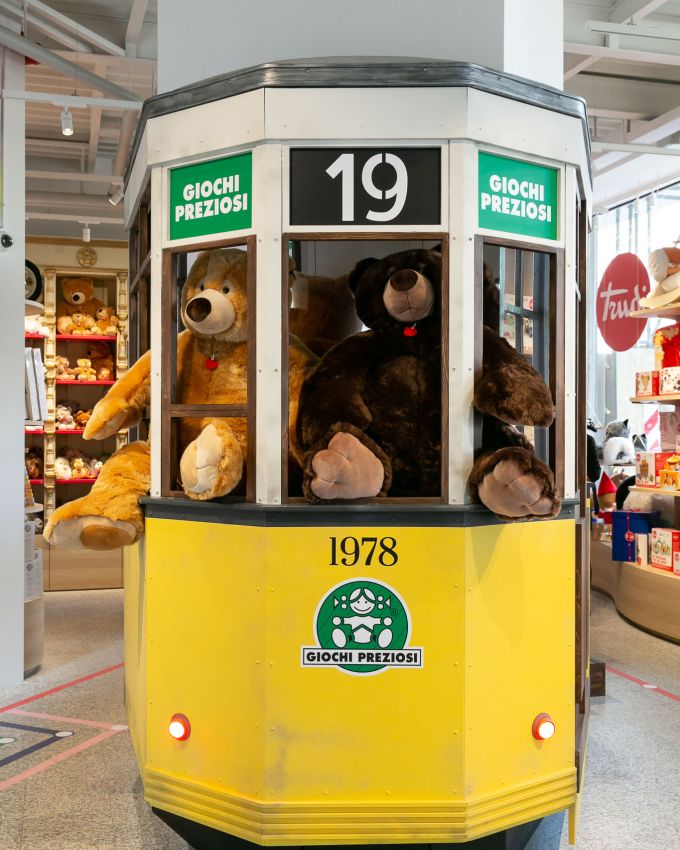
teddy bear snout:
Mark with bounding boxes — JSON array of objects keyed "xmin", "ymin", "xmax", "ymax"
[
  {"xmin": 390, "ymin": 269, "xmax": 418, "ymax": 291},
  {"xmin": 383, "ymin": 272, "xmax": 435, "ymax": 322},
  {"xmin": 184, "ymin": 288, "xmax": 237, "ymax": 335},
  {"xmin": 186, "ymin": 296, "xmax": 212, "ymax": 323}
]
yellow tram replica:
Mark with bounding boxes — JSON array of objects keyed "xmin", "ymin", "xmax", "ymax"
[{"xmin": 119, "ymin": 60, "xmax": 592, "ymax": 849}]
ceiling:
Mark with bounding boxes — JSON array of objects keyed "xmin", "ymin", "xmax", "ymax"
[
  {"xmin": 6, "ymin": 1, "xmax": 680, "ymax": 244},
  {"xmin": 2, "ymin": 0, "xmax": 156, "ymax": 242}
]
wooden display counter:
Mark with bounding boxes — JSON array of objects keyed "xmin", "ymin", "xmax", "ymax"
[
  {"xmin": 40, "ymin": 537, "xmax": 122, "ymax": 591},
  {"xmin": 591, "ymin": 539, "xmax": 680, "ymax": 643}
]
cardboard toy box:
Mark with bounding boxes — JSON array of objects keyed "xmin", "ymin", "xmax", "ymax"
[
  {"xmin": 660, "ymin": 411, "xmax": 680, "ymax": 451},
  {"xmin": 612, "ymin": 510, "xmax": 661, "ymax": 562},
  {"xmin": 636, "ymin": 533, "xmax": 649, "ymax": 567},
  {"xmin": 636, "ymin": 451, "xmax": 675, "ymax": 487},
  {"xmin": 650, "ymin": 528, "xmax": 680, "ymax": 572},
  {"xmin": 636, "ymin": 371, "xmax": 660, "ymax": 397},
  {"xmin": 660, "ymin": 366, "xmax": 680, "ymax": 395}
]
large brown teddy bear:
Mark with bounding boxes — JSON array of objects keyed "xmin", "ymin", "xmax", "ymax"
[
  {"xmin": 45, "ymin": 248, "xmax": 315, "ymax": 550},
  {"xmin": 56, "ymin": 278, "xmax": 103, "ymax": 334},
  {"xmin": 298, "ymin": 248, "xmax": 558, "ymax": 519}
]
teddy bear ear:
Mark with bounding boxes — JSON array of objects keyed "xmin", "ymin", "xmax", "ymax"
[{"xmin": 348, "ymin": 257, "xmax": 379, "ymax": 292}]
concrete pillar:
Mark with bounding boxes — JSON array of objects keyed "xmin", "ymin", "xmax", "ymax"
[
  {"xmin": 158, "ymin": 0, "xmax": 563, "ymax": 93},
  {"xmin": 0, "ymin": 44, "xmax": 25, "ymax": 687}
]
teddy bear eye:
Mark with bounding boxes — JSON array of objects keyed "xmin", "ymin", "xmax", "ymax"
[{"xmin": 221, "ymin": 284, "xmax": 230, "ymax": 294}]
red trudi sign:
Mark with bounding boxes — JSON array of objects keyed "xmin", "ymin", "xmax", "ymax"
[{"xmin": 597, "ymin": 253, "xmax": 650, "ymax": 352}]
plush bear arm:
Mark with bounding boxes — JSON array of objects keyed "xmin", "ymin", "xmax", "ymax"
[
  {"xmin": 474, "ymin": 327, "xmax": 554, "ymax": 427},
  {"xmin": 84, "ymin": 349, "xmax": 151, "ymax": 439},
  {"xmin": 299, "ymin": 333, "xmax": 375, "ymax": 447}
]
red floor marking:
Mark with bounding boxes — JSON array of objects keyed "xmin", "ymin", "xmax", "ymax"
[
  {"xmin": 0, "ymin": 662, "xmax": 124, "ymax": 715},
  {"xmin": 607, "ymin": 665, "xmax": 680, "ymax": 703},
  {"xmin": 0, "ymin": 726, "xmax": 124, "ymax": 791},
  {"xmin": 12, "ymin": 709, "xmax": 124, "ymax": 730}
]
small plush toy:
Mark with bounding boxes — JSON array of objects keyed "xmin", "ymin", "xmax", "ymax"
[
  {"xmin": 601, "ymin": 419, "xmax": 636, "ymax": 466},
  {"xmin": 299, "ymin": 248, "xmax": 557, "ymax": 518},
  {"xmin": 54, "ymin": 456, "xmax": 72, "ymax": 480},
  {"xmin": 55, "ymin": 355, "xmax": 74, "ymax": 380},
  {"xmin": 70, "ymin": 456, "xmax": 93, "ymax": 479},
  {"xmin": 74, "ymin": 358, "xmax": 97, "ymax": 381},
  {"xmin": 640, "ymin": 247, "xmax": 680, "ymax": 310},
  {"xmin": 597, "ymin": 471, "xmax": 617, "ymax": 511},
  {"xmin": 94, "ymin": 305, "xmax": 119, "ymax": 336},
  {"xmin": 86, "ymin": 343, "xmax": 115, "ymax": 381},
  {"xmin": 74, "ymin": 408, "xmax": 92, "ymax": 429},
  {"xmin": 56, "ymin": 278, "xmax": 103, "ymax": 324},
  {"xmin": 70, "ymin": 312, "xmax": 97, "ymax": 335},
  {"xmin": 24, "ymin": 314, "xmax": 48, "ymax": 336},
  {"xmin": 25, "ymin": 447, "xmax": 43, "ymax": 479},
  {"xmin": 55, "ymin": 403, "xmax": 76, "ymax": 430}
]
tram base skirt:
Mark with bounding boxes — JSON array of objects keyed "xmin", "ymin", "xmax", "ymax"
[{"xmin": 153, "ymin": 808, "xmax": 543, "ymax": 850}]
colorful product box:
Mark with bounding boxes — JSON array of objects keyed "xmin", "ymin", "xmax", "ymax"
[
  {"xmin": 650, "ymin": 528, "xmax": 680, "ymax": 572},
  {"xmin": 636, "ymin": 371, "xmax": 660, "ymax": 397},
  {"xmin": 660, "ymin": 366, "xmax": 680, "ymax": 395},
  {"xmin": 660, "ymin": 411, "xmax": 680, "ymax": 451},
  {"xmin": 636, "ymin": 533, "xmax": 649, "ymax": 568},
  {"xmin": 635, "ymin": 451, "xmax": 675, "ymax": 487},
  {"xmin": 611, "ymin": 510, "xmax": 660, "ymax": 562}
]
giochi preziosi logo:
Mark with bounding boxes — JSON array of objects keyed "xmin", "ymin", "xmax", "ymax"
[{"xmin": 301, "ymin": 579, "xmax": 423, "ymax": 674}]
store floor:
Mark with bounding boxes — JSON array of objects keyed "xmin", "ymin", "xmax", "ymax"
[{"xmin": 1, "ymin": 589, "xmax": 679, "ymax": 850}]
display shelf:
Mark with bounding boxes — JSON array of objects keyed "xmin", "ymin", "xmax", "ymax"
[
  {"xmin": 630, "ymin": 304, "xmax": 680, "ymax": 320},
  {"xmin": 630, "ymin": 394, "xmax": 680, "ymax": 404},
  {"xmin": 25, "ymin": 427, "xmax": 44, "ymax": 435},
  {"xmin": 56, "ymin": 333, "xmax": 117, "ymax": 342},
  {"xmin": 629, "ymin": 485, "xmax": 680, "ymax": 497},
  {"xmin": 56, "ymin": 478, "xmax": 97, "ymax": 485},
  {"xmin": 24, "ymin": 333, "xmax": 47, "ymax": 340},
  {"xmin": 24, "ymin": 503, "xmax": 43, "ymax": 514},
  {"xmin": 29, "ymin": 478, "xmax": 44, "ymax": 485},
  {"xmin": 55, "ymin": 429, "xmax": 85, "ymax": 435},
  {"xmin": 55, "ymin": 379, "xmax": 115, "ymax": 386}
]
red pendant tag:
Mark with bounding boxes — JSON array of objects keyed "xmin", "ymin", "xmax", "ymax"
[
  {"xmin": 403, "ymin": 325, "xmax": 417, "ymax": 337},
  {"xmin": 205, "ymin": 357, "xmax": 218, "ymax": 370}
]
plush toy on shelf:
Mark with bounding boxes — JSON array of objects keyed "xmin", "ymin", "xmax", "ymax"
[
  {"xmin": 24, "ymin": 314, "xmax": 48, "ymax": 336},
  {"xmin": 74, "ymin": 358, "xmax": 97, "ymax": 382},
  {"xmin": 55, "ymin": 403, "xmax": 76, "ymax": 430},
  {"xmin": 640, "ymin": 247, "xmax": 680, "ymax": 310},
  {"xmin": 56, "ymin": 278, "xmax": 103, "ymax": 334},
  {"xmin": 74, "ymin": 408, "xmax": 92, "ymax": 429},
  {"xmin": 45, "ymin": 247, "xmax": 317, "ymax": 551},
  {"xmin": 55, "ymin": 355, "xmax": 74, "ymax": 380},
  {"xmin": 600, "ymin": 419, "xmax": 636, "ymax": 466},
  {"xmin": 298, "ymin": 248, "xmax": 558, "ymax": 518},
  {"xmin": 94, "ymin": 305, "xmax": 119, "ymax": 336},
  {"xmin": 25, "ymin": 446, "xmax": 43, "ymax": 480},
  {"xmin": 71, "ymin": 456, "xmax": 92, "ymax": 479},
  {"xmin": 86, "ymin": 342, "xmax": 115, "ymax": 381},
  {"xmin": 54, "ymin": 456, "xmax": 72, "ymax": 480},
  {"xmin": 596, "ymin": 471, "xmax": 617, "ymax": 512}
]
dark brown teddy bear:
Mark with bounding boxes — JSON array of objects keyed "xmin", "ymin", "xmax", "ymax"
[{"xmin": 298, "ymin": 248, "xmax": 559, "ymax": 519}]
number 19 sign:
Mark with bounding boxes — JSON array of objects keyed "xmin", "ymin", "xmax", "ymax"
[{"xmin": 289, "ymin": 147, "xmax": 441, "ymax": 226}]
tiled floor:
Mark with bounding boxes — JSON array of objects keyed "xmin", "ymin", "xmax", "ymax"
[{"xmin": 1, "ymin": 588, "xmax": 679, "ymax": 849}]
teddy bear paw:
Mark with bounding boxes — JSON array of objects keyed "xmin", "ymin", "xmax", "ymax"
[
  {"xmin": 478, "ymin": 453, "xmax": 559, "ymax": 519},
  {"xmin": 84, "ymin": 396, "xmax": 133, "ymax": 440},
  {"xmin": 46, "ymin": 516, "xmax": 137, "ymax": 551},
  {"xmin": 180, "ymin": 424, "xmax": 243, "ymax": 500},
  {"xmin": 309, "ymin": 432, "xmax": 384, "ymax": 500}
]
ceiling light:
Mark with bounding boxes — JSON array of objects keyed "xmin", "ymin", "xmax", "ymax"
[
  {"xmin": 82, "ymin": 224, "xmax": 90, "ymax": 243},
  {"xmin": 586, "ymin": 20, "xmax": 680, "ymax": 42},
  {"xmin": 60, "ymin": 108, "xmax": 73, "ymax": 136},
  {"xmin": 108, "ymin": 185, "xmax": 124, "ymax": 206}
]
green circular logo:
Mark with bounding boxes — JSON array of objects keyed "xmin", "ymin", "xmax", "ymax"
[{"xmin": 313, "ymin": 579, "xmax": 412, "ymax": 674}]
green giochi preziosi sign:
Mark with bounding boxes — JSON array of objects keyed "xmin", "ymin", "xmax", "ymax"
[
  {"xmin": 478, "ymin": 151, "xmax": 558, "ymax": 240},
  {"xmin": 169, "ymin": 152, "xmax": 252, "ymax": 240}
]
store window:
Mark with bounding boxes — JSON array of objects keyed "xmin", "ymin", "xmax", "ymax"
[
  {"xmin": 160, "ymin": 237, "xmax": 255, "ymax": 499},
  {"xmin": 590, "ymin": 188, "xmax": 680, "ymax": 459},
  {"xmin": 128, "ymin": 184, "xmax": 151, "ymax": 441},
  {"xmin": 284, "ymin": 236, "xmax": 447, "ymax": 503}
]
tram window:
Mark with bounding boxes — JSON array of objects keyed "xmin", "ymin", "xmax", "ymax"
[
  {"xmin": 285, "ymin": 236, "xmax": 447, "ymax": 503},
  {"xmin": 160, "ymin": 238, "xmax": 255, "ymax": 499},
  {"xmin": 481, "ymin": 242, "xmax": 561, "ymax": 478},
  {"xmin": 128, "ymin": 185, "xmax": 151, "ymax": 441}
]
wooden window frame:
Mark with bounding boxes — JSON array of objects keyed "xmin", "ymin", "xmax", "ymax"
[
  {"xmin": 160, "ymin": 234, "xmax": 257, "ymax": 499},
  {"xmin": 475, "ymin": 235, "xmax": 566, "ymax": 500},
  {"xmin": 281, "ymin": 232, "xmax": 449, "ymax": 505}
]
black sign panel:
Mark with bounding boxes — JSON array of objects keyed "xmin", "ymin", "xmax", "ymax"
[{"xmin": 290, "ymin": 147, "xmax": 441, "ymax": 226}]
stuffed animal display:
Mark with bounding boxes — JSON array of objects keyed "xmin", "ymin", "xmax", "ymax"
[
  {"xmin": 55, "ymin": 448, "xmax": 101, "ymax": 481},
  {"xmin": 56, "ymin": 278, "xmax": 103, "ymax": 333},
  {"xmin": 86, "ymin": 343, "xmax": 114, "ymax": 381},
  {"xmin": 25, "ymin": 314, "xmax": 48, "ymax": 336},
  {"xmin": 299, "ymin": 248, "xmax": 558, "ymax": 518},
  {"xmin": 55, "ymin": 353, "xmax": 113, "ymax": 382},
  {"xmin": 94, "ymin": 306, "xmax": 119, "ymax": 336},
  {"xmin": 45, "ymin": 248, "xmax": 317, "ymax": 551},
  {"xmin": 55, "ymin": 402, "xmax": 93, "ymax": 430}
]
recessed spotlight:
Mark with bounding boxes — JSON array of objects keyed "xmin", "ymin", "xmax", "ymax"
[
  {"xmin": 60, "ymin": 108, "xmax": 73, "ymax": 136},
  {"xmin": 108, "ymin": 186, "xmax": 124, "ymax": 206}
]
